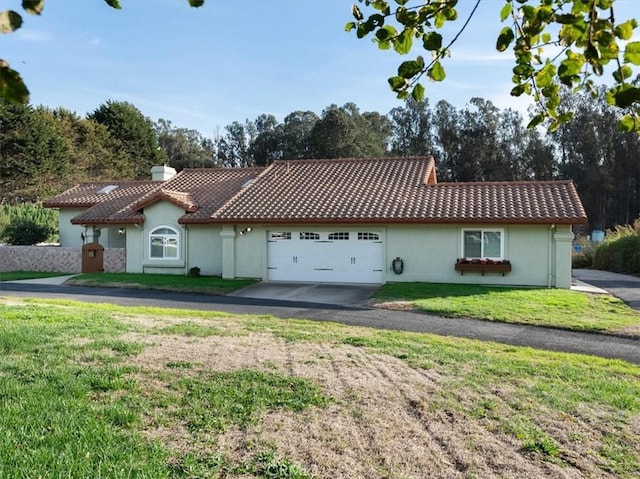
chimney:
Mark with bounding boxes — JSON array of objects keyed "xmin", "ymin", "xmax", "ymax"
[{"xmin": 151, "ymin": 165, "xmax": 177, "ymax": 181}]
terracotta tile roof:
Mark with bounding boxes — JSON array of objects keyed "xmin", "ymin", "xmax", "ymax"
[
  {"xmin": 210, "ymin": 157, "xmax": 586, "ymax": 224},
  {"xmin": 131, "ymin": 189, "xmax": 199, "ymax": 213},
  {"xmin": 66, "ymin": 182, "xmax": 163, "ymax": 225},
  {"xmin": 45, "ymin": 158, "xmax": 587, "ymax": 226},
  {"xmin": 422, "ymin": 181, "xmax": 587, "ymax": 224},
  {"xmin": 157, "ymin": 168, "xmax": 266, "ymax": 224},
  {"xmin": 43, "ymin": 181, "xmax": 159, "ymax": 209}
]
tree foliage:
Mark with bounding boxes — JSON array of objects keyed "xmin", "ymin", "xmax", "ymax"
[
  {"xmin": 0, "ymin": 101, "xmax": 69, "ymax": 202},
  {"xmin": 155, "ymin": 119, "xmax": 217, "ymax": 170},
  {"xmin": 88, "ymin": 101, "xmax": 165, "ymax": 179},
  {"xmin": 347, "ymin": 0, "xmax": 640, "ymax": 132},
  {"xmin": 2, "ymin": 94, "xmax": 638, "ymax": 232},
  {"xmin": 0, "ymin": 203, "xmax": 57, "ymax": 245}
]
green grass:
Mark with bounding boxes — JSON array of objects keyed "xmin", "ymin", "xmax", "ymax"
[
  {"xmin": 375, "ymin": 282, "xmax": 640, "ymax": 335},
  {"xmin": 1, "ymin": 298, "xmax": 639, "ymax": 477},
  {"xmin": 0, "ymin": 271, "xmax": 73, "ymax": 281},
  {"xmin": 67, "ymin": 272, "xmax": 257, "ymax": 294}
]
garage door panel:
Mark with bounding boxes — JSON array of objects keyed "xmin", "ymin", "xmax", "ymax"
[{"xmin": 267, "ymin": 230, "xmax": 383, "ymax": 283}]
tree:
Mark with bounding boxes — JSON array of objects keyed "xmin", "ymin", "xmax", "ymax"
[
  {"xmin": 0, "ymin": 101, "xmax": 69, "ymax": 202},
  {"xmin": 48, "ymin": 107, "xmax": 127, "ymax": 183},
  {"xmin": 554, "ymin": 88, "xmax": 640, "ymax": 229},
  {"xmin": 155, "ymin": 119, "xmax": 217, "ymax": 170},
  {"xmin": 88, "ymin": 100, "xmax": 165, "ymax": 179},
  {"xmin": 215, "ymin": 121, "xmax": 254, "ymax": 167},
  {"xmin": 347, "ymin": 0, "xmax": 640, "ymax": 132},
  {"xmin": 249, "ymin": 114, "xmax": 283, "ymax": 166},
  {"xmin": 388, "ymin": 98, "xmax": 434, "ymax": 156},
  {"xmin": 309, "ymin": 103, "xmax": 391, "ymax": 158},
  {"xmin": 280, "ymin": 111, "xmax": 319, "ymax": 159}
]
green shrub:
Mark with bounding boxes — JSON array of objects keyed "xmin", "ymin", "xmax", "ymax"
[
  {"xmin": 572, "ymin": 252, "xmax": 592, "ymax": 269},
  {"xmin": 0, "ymin": 204, "xmax": 58, "ymax": 245},
  {"xmin": 593, "ymin": 217, "xmax": 640, "ymax": 275}
]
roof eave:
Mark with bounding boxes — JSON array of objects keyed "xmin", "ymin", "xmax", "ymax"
[{"xmin": 70, "ymin": 216, "xmax": 145, "ymax": 226}]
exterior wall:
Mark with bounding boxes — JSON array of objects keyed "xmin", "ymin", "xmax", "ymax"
[
  {"xmin": 553, "ymin": 226, "xmax": 574, "ymax": 288},
  {"xmin": 58, "ymin": 209, "xmax": 126, "ymax": 249},
  {"xmin": 119, "ymin": 219, "xmax": 573, "ymax": 288},
  {"xmin": 217, "ymin": 223, "xmax": 572, "ymax": 288},
  {"xmin": 125, "ymin": 226, "xmax": 144, "ymax": 273},
  {"xmin": 0, "ymin": 246, "xmax": 125, "ymax": 273},
  {"xmin": 58, "ymin": 208, "xmax": 86, "ymax": 248},
  {"xmin": 104, "ymin": 227, "xmax": 126, "ymax": 248},
  {"xmin": 235, "ymin": 226, "xmax": 265, "ymax": 278},
  {"xmin": 187, "ymin": 225, "xmax": 223, "ymax": 276},
  {"xmin": 139, "ymin": 202, "xmax": 186, "ymax": 275},
  {"xmin": 385, "ymin": 224, "xmax": 566, "ymax": 287}
]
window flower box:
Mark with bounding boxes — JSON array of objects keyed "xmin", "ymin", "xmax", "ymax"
[{"xmin": 455, "ymin": 258, "xmax": 511, "ymax": 276}]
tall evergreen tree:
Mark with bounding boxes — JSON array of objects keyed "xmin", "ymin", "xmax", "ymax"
[{"xmin": 89, "ymin": 100, "xmax": 165, "ymax": 179}]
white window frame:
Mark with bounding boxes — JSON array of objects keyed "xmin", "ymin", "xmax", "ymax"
[
  {"xmin": 461, "ymin": 228, "xmax": 504, "ymax": 260},
  {"xmin": 149, "ymin": 225, "xmax": 180, "ymax": 260}
]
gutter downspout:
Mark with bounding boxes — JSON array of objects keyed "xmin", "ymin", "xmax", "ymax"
[{"xmin": 547, "ymin": 224, "xmax": 555, "ymax": 288}]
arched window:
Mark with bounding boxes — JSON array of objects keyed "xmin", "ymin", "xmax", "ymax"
[{"xmin": 149, "ymin": 226, "xmax": 179, "ymax": 259}]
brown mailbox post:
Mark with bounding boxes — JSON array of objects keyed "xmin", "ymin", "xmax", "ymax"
[{"xmin": 82, "ymin": 243, "xmax": 104, "ymax": 273}]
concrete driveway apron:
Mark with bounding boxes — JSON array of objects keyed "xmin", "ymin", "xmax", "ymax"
[{"xmin": 227, "ymin": 282, "xmax": 380, "ymax": 307}]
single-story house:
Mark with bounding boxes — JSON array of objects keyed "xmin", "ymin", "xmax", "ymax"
[{"xmin": 44, "ymin": 157, "xmax": 587, "ymax": 288}]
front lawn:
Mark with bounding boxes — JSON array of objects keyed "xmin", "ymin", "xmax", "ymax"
[
  {"xmin": 374, "ymin": 282, "xmax": 640, "ymax": 336},
  {"xmin": 0, "ymin": 297, "xmax": 638, "ymax": 478},
  {"xmin": 66, "ymin": 272, "xmax": 257, "ymax": 295}
]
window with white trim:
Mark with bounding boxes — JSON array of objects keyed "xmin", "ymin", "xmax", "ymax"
[
  {"xmin": 150, "ymin": 226, "xmax": 179, "ymax": 259},
  {"xmin": 462, "ymin": 229, "xmax": 503, "ymax": 259},
  {"xmin": 328, "ymin": 232, "xmax": 349, "ymax": 240},
  {"xmin": 299, "ymin": 232, "xmax": 320, "ymax": 240}
]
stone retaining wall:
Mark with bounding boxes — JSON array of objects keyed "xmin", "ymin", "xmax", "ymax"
[{"xmin": 0, "ymin": 246, "xmax": 125, "ymax": 273}]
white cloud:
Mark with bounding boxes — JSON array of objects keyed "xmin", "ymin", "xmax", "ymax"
[{"xmin": 16, "ymin": 29, "xmax": 51, "ymax": 42}]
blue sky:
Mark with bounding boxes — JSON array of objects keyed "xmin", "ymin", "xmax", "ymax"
[{"xmin": 3, "ymin": 0, "xmax": 638, "ymax": 136}]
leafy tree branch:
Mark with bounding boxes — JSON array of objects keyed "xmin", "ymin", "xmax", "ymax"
[{"xmin": 347, "ymin": 0, "xmax": 640, "ymax": 132}]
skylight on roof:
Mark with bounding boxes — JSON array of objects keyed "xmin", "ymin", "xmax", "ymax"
[
  {"xmin": 97, "ymin": 185, "xmax": 119, "ymax": 195},
  {"xmin": 241, "ymin": 179, "xmax": 254, "ymax": 188}
]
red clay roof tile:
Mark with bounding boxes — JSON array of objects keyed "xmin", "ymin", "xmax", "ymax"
[
  {"xmin": 45, "ymin": 158, "xmax": 587, "ymax": 226},
  {"xmin": 210, "ymin": 157, "xmax": 586, "ymax": 224}
]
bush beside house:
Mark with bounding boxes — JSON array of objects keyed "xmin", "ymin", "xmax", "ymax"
[
  {"xmin": 590, "ymin": 218, "xmax": 640, "ymax": 275},
  {"xmin": 0, "ymin": 204, "xmax": 58, "ymax": 245}
]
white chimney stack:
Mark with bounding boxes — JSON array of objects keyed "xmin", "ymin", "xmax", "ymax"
[{"xmin": 151, "ymin": 165, "xmax": 177, "ymax": 181}]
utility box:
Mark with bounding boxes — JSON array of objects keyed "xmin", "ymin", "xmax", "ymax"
[{"xmin": 82, "ymin": 243, "xmax": 104, "ymax": 273}]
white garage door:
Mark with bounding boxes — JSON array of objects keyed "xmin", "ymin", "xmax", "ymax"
[{"xmin": 267, "ymin": 230, "xmax": 384, "ymax": 283}]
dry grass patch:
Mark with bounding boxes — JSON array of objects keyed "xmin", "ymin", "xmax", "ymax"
[
  {"xmin": 2, "ymin": 298, "xmax": 639, "ymax": 478},
  {"xmin": 126, "ymin": 324, "xmax": 638, "ymax": 478}
]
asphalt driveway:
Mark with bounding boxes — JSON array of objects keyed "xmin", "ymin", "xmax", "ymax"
[{"xmin": 573, "ymin": 269, "xmax": 640, "ymax": 311}]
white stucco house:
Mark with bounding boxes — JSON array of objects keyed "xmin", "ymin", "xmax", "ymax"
[{"xmin": 44, "ymin": 157, "xmax": 587, "ymax": 288}]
